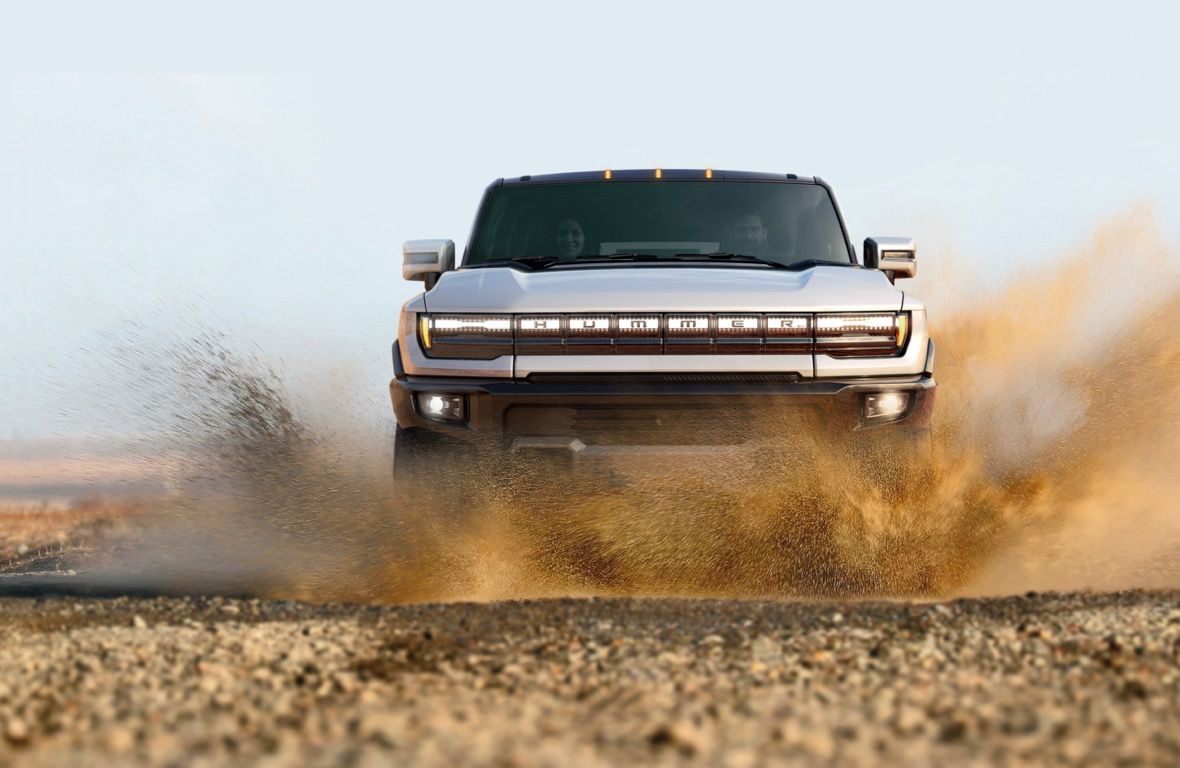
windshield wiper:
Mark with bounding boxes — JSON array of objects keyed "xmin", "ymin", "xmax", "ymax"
[
  {"xmin": 472, "ymin": 256, "xmax": 561, "ymax": 270},
  {"xmin": 670, "ymin": 252, "xmax": 790, "ymax": 268},
  {"xmin": 575, "ymin": 252, "xmax": 661, "ymax": 262},
  {"xmin": 672, "ymin": 253, "xmax": 854, "ymax": 271},
  {"xmin": 672, "ymin": 251, "xmax": 767, "ymax": 261},
  {"xmin": 779, "ymin": 258, "xmax": 856, "ymax": 271}
]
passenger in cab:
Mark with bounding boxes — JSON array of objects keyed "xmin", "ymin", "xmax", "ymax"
[{"xmin": 554, "ymin": 218, "xmax": 586, "ymax": 259}]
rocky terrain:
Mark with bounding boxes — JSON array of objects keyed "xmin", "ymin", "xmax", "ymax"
[{"xmin": 0, "ymin": 590, "xmax": 1177, "ymax": 766}]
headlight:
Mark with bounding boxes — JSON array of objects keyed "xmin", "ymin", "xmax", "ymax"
[
  {"xmin": 418, "ymin": 314, "xmax": 512, "ymax": 359},
  {"xmin": 815, "ymin": 313, "xmax": 909, "ymax": 358}
]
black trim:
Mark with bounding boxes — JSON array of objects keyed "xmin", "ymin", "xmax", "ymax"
[
  {"xmin": 526, "ymin": 373, "xmax": 804, "ymax": 385},
  {"xmin": 389, "ymin": 372, "xmax": 936, "ymax": 438},
  {"xmin": 814, "ymin": 176, "xmax": 857, "ymax": 265},
  {"xmin": 395, "ymin": 372, "xmax": 933, "ymax": 398},
  {"xmin": 501, "ymin": 169, "xmax": 816, "ymax": 185},
  {"xmin": 459, "ymin": 178, "xmax": 502, "ymax": 267},
  {"xmin": 392, "ymin": 340, "xmax": 406, "ymax": 380}
]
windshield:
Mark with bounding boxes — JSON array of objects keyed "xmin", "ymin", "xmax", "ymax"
[{"xmin": 466, "ymin": 181, "xmax": 853, "ymax": 267}]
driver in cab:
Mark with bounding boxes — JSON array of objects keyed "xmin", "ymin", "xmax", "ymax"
[{"xmin": 730, "ymin": 212, "xmax": 770, "ymax": 256}]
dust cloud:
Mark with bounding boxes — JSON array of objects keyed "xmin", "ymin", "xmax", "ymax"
[{"xmin": 41, "ymin": 207, "xmax": 1180, "ymax": 602}]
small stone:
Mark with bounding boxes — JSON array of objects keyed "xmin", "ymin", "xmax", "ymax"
[
  {"xmin": 132, "ymin": 615, "xmax": 148, "ymax": 629},
  {"xmin": 105, "ymin": 726, "xmax": 135, "ymax": 752},
  {"xmin": 360, "ymin": 710, "xmax": 403, "ymax": 748},
  {"xmin": 895, "ymin": 706, "xmax": 926, "ymax": 734},
  {"xmin": 751, "ymin": 635, "xmax": 782, "ymax": 664},
  {"xmin": 800, "ymin": 729, "xmax": 835, "ymax": 759},
  {"xmin": 723, "ymin": 748, "xmax": 760, "ymax": 768},
  {"xmin": 649, "ymin": 721, "xmax": 710, "ymax": 757},
  {"xmin": 4, "ymin": 717, "xmax": 29, "ymax": 745},
  {"xmin": 938, "ymin": 718, "xmax": 969, "ymax": 742}
]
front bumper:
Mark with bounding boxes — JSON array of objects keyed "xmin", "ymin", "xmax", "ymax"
[{"xmin": 390, "ymin": 343, "xmax": 936, "ymax": 453}]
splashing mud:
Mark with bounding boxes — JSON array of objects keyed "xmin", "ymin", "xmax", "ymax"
[{"xmin": 28, "ymin": 208, "xmax": 1180, "ymax": 602}]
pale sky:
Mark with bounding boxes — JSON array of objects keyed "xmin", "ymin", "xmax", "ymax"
[{"xmin": 3, "ymin": 1, "xmax": 1178, "ymax": 437}]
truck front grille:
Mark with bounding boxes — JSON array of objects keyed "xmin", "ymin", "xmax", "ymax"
[{"xmin": 420, "ymin": 312, "xmax": 910, "ymax": 359}]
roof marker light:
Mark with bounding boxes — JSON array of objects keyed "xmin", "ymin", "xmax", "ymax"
[
  {"xmin": 655, "ymin": 168, "xmax": 662, "ymax": 179},
  {"xmin": 705, "ymin": 168, "xmax": 713, "ymax": 179},
  {"xmin": 604, "ymin": 169, "xmax": 612, "ymax": 179}
]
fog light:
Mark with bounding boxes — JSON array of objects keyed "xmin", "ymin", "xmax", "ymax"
[
  {"xmin": 864, "ymin": 391, "xmax": 910, "ymax": 420},
  {"xmin": 414, "ymin": 393, "xmax": 466, "ymax": 423}
]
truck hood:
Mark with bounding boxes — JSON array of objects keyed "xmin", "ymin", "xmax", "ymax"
[{"xmin": 423, "ymin": 265, "xmax": 904, "ymax": 314}]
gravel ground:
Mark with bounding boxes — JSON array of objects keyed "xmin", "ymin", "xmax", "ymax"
[{"xmin": 0, "ymin": 591, "xmax": 1178, "ymax": 767}]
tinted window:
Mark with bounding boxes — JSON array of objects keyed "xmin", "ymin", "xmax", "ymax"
[{"xmin": 467, "ymin": 181, "xmax": 851, "ymax": 267}]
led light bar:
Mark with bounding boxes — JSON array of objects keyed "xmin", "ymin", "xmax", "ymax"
[
  {"xmin": 715, "ymin": 315, "xmax": 760, "ymax": 336},
  {"xmin": 568, "ymin": 315, "xmax": 612, "ymax": 337},
  {"xmin": 762, "ymin": 314, "xmax": 812, "ymax": 355},
  {"xmin": 418, "ymin": 314, "xmax": 513, "ymax": 360},
  {"xmin": 414, "ymin": 312, "xmax": 908, "ymax": 358},
  {"xmin": 423, "ymin": 315, "xmax": 511, "ymax": 342},
  {"xmin": 815, "ymin": 313, "xmax": 908, "ymax": 358},
  {"xmin": 665, "ymin": 315, "xmax": 710, "ymax": 337},
  {"xmin": 516, "ymin": 316, "xmax": 563, "ymax": 336},
  {"xmin": 765, "ymin": 315, "xmax": 811, "ymax": 337},
  {"xmin": 616, "ymin": 315, "xmax": 661, "ymax": 335}
]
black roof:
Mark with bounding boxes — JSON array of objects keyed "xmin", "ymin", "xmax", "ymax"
[{"xmin": 499, "ymin": 169, "xmax": 817, "ymax": 186}]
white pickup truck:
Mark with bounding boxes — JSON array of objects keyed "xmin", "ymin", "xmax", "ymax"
[{"xmin": 390, "ymin": 169, "xmax": 935, "ymax": 483}]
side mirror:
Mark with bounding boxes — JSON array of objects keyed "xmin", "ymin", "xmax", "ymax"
[
  {"xmin": 863, "ymin": 236, "xmax": 916, "ymax": 282},
  {"xmin": 402, "ymin": 239, "xmax": 455, "ymax": 289}
]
